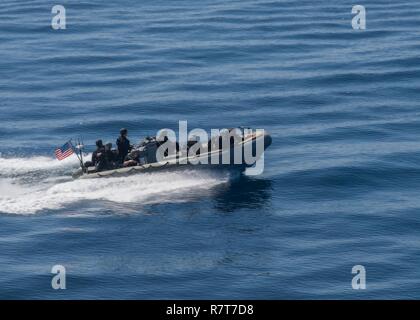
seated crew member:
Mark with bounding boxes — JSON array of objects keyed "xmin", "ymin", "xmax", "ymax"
[
  {"xmin": 95, "ymin": 142, "xmax": 117, "ymax": 172},
  {"xmin": 116, "ymin": 128, "xmax": 133, "ymax": 164},
  {"xmin": 84, "ymin": 139, "xmax": 105, "ymax": 168},
  {"xmin": 123, "ymin": 150, "xmax": 140, "ymax": 167},
  {"xmin": 111, "ymin": 148, "xmax": 120, "ymax": 167},
  {"xmin": 93, "ymin": 139, "xmax": 105, "ymax": 162},
  {"xmin": 95, "ymin": 151, "xmax": 107, "ymax": 172},
  {"xmin": 104, "ymin": 142, "xmax": 117, "ymax": 170}
]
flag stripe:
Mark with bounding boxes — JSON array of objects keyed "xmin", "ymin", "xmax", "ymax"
[
  {"xmin": 56, "ymin": 152, "xmax": 73, "ymax": 158},
  {"xmin": 55, "ymin": 141, "xmax": 74, "ymax": 160}
]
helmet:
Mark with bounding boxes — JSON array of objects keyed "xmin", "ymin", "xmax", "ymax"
[
  {"xmin": 96, "ymin": 139, "xmax": 103, "ymax": 147},
  {"xmin": 120, "ymin": 128, "xmax": 128, "ymax": 136}
]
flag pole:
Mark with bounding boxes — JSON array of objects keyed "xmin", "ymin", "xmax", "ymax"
[
  {"xmin": 78, "ymin": 138, "xmax": 85, "ymax": 169},
  {"xmin": 69, "ymin": 139, "xmax": 83, "ymax": 169}
]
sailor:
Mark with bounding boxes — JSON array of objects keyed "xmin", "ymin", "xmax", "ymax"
[
  {"xmin": 116, "ymin": 128, "xmax": 132, "ymax": 163},
  {"xmin": 91, "ymin": 139, "xmax": 105, "ymax": 165},
  {"xmin": 105, "ymin": 142, "xmax": 117, "ymax": 168},
  {"xmin": 123, "ymin": 150, "xmax": 140, "ymax": 167}
]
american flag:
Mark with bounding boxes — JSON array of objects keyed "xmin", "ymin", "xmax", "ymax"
[{"xmin": 55, "ymin": 141, "xmax": 74, "ymax": 160}]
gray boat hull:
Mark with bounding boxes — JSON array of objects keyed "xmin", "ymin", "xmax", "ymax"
[{"xmin": 73, "ymin": 131, "xmax": 271, "ymax": 179}]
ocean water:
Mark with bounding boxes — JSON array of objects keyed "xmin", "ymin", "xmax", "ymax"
[{"xmin": 1, "ymin": 0, "xmax": 420, "ymax": 299}]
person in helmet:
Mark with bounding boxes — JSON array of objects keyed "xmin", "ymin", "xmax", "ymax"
[
  {"xmin": 83, "ymin": 139, "xmax": 104, "ymax": 168},
  {"xmin": 104, "ymin": 142, "xmax": 118, "ymax": 169},
  {"xmin": 91, "ymin": 139, "xmax": 105, "ymax": 165},
  {"xmin": 116, "ymin": 128, "xmax": 132, "ymax": 163},
  {"xmin": 95, "ymin": 140, "xmax": 111, "ymax": 172}
]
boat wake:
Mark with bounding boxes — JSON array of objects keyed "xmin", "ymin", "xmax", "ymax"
[{"xmin": 0, "ymin": 155, "xmax": 231, "ymax": 215}]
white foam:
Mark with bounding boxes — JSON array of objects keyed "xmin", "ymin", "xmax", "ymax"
[
  {"xmin": 0, "ymin": 156, "xmax": 229, "ymax": 215},
  {"xmin": 0, "ymin": 154, "xmax": 79, "ymax": 177}
]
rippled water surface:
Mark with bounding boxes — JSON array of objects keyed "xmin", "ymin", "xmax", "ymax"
[{"xmin": 1, "ymin": 0, "xmax": 420, "ymax": 299}]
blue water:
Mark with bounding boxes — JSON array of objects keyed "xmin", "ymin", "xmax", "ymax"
[{"xmin": 1, "ymin": 0, "xmax": 420, "ymax": 299}]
